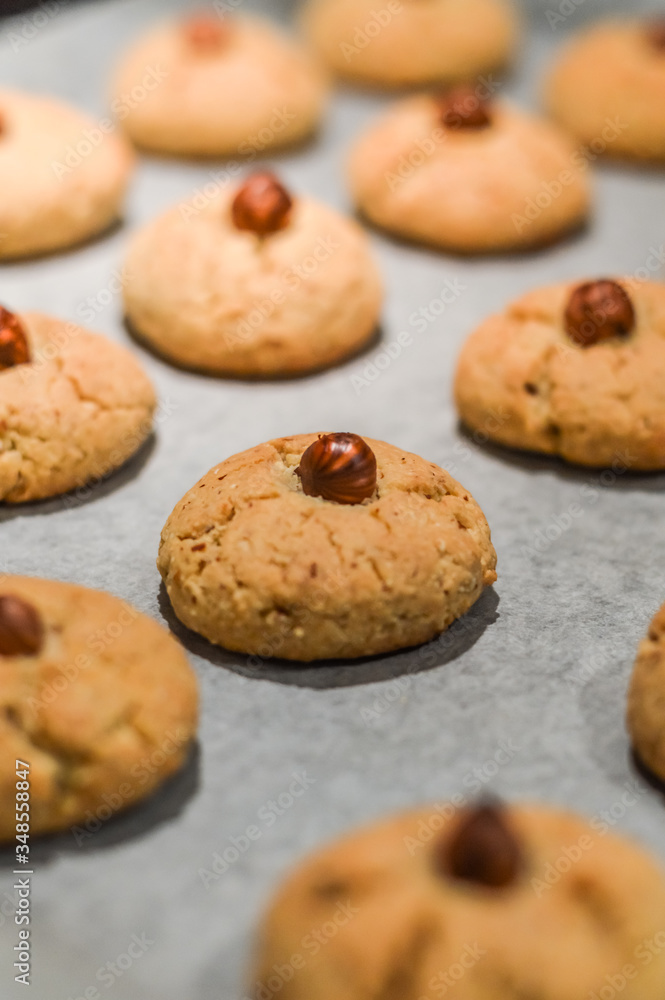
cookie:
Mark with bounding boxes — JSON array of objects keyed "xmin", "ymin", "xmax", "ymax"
[
  {"xmin": 628, "ymin": 602, "xmax": 665, "ymax": 783},
  {"xmin": 0, "ymin": 309, "xmax": 156, "ymax": 503},
  {"xmin": 0, "ymin": 89, "xmax": 133, "ymax": 259},
  {"xmin": 301, "ymin": 0, "xmax": 519, "ymax": 88},
  {"xmin": 250, "ymin": 801, "xmax": 665, "ymax": 1000},
  {"xmin": 111, "ymin": 13, "xmax": 328, "ymax": 157},
  {"xmin": 545, "ymin": 19, "xmax": 665, "ymax": 163},
  {"xmin": 157, "ymin": 432, "xmax": 497, "ymax": 662},
  {"xmin": 454, "ymin": 278, "xmax": 665, "ymax": 470},
  {"xmin": 123, "ymin": 172, "xmax": 383, "ymax": 377},
  {"xmin": 348, "ymin": 88, "xmax": 590, "ymax": 253},
  {"xmin": 0, "ymin": 577, "xmax": 198, "ymax": 840}
]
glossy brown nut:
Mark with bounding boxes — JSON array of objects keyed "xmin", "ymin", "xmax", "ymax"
[
  {"xmin": 0, "ymin": 307, "xmax": 30, "ymax": 371},
  {"xmin": 296, "ymin": 433, "xmax": 377, "ymax": 505},
  {"xmin": 439, "ymin": 85, "xmax": 492, "ymax": 131},
  {"xmin": 231, "ymin": 173, "xmax": 294, "ymax": 236},
  {"xmin": 564, "ymin": 279, "xmax": 635, "ymax": 348},
  {"xmin": 646, "ymin": 20, "xmax": 665, "ymax": 51},
  {"xmin": 437, "ymin": 802, "xmax": 523, "ymax": 889},
  {"xmin": 183, "ymin": 13, "xmax": 231, "ymax": 51},
  {"xmin": 0, "ymin": 596, "xmax": 45, "ymax": 657}
]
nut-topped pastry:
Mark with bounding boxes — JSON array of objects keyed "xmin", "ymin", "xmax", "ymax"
[
  {"xmin": 0, "ymin": 577, "xmax": 198, "ymax": 840},
  {"xmin": 110, "ymin": 13, "xmax": 328, "ymax": 156},
  {"xmin": 545, "ymin": 19, "xmax": 665, "ymax": 163},
  {"xmin": 0, "ymin": 89, "xmax": 133, "ymax": 259},
  {"xmin": 348, "ymin": 89, "xmax": 591, "ymax": 253},
  {"xmin": 628, "ymin": 602, "xmax": 665, "ymax": 783},
  {"xmin": 455, "ymin": 279, "xmax": 665, "ymax": 469},
  {"xmin": 301, "ymin": 0, "xmax": 519, "ymax": 89},
  {"xmin": 249, "ymin": 800, "xmax": 665, "ymax": 1000},
  {"xmin": 157, "ymin": 433, "xmax": 497, "ymax": 662},
  {"xmin": 123, "ymin": 173, "xmax": 383, "ymax": 377},
  {"xmin": 0, "ymin": 308, "xmax": 156, "ymax": 503}
]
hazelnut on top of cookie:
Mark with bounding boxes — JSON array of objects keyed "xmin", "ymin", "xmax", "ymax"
[
  {"xmin": 0, "ymin": 306, "xmax": 30, "ymax": 371},
  {"xmin": 0, "ymin": 594, "xmax": 44, "ymax": 657},
  {"xmin": 158, "ymin": 433, "xmax": 496, "ymax": 661},
  {"xmin": 250, "ymin": 800, "xmax": 665, "ymax": 1000},
  {"xmin": 455, "ymin": 278, "xmax": 665, "ymax": 470},
  {"xmin": 231, "ymin": 172, "xmax": 294, "ymax": 236},
  {"xmin": 181, "ymin": 11, "xmax": 232, "ymax": 53}
]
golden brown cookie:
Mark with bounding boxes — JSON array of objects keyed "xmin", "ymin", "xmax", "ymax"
[
  {"xmin": 0, "ymin": 577, "xmax": 198, "ymax": 840},
  {"xmin": 250, "ymin": 801, "xmax": 665, "ymax": 1000},
  {"xmin": 158, "ymin": 433, "xmax": 497, "ymax": 662},
  {"xmin": 545, "ymin": 19, "xmax": 665, "ymax": 163},
  {"xmin": 455, "ymin": 278, "xmax": 665, "ymax": 469},
  {"xmin": 0, "ymin": 89, "xmax": 134, "ymax": 259},
  {"xmin": 628, "ymin": 602, "xmax": 665, "ymax": 782},
  {"xmin": 0, "ymin": 309, "xmax": 156, "ymax": 503},
  {"xmin": 301, "ymin": 0, "xmax": 519, "ymax": 88},
  {"xmin": 111, "ymin": 13, "xmax": 328, "ymax": 157},
  {"xmin": 348, "ymin": 89, "xmax": 591, "ymax": 253},
  {"xmin": 123, "ymin": 173, "xmax": 383, "ymax": 377}
]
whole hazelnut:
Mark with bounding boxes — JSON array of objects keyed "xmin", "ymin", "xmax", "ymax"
[
  {"xmin": 436, "ymin": 801, "xmax": 523, "ymax": 889},
  {"xmin": 183, "ymin": 12, "xmax": 231, "ymax": 52},
  {"xmin": 564, "ymin": 280, "xmax": 635, "ymax": 348},
  {"xmin": 0, "ymin": 596, "xmax": 45, "ymax": 657},
  {"xmin": 296, "ymin": 433, "xmax": 377, "ymax": 505},
  {"xmin": 438, "ymin": 85, "xmax": 492, "ymax": 131},
  {"xmin": 646, "ymin": 20, "xmax": 665, "ymax": 51},
  {"xmin": 0, "ymin": 307, "xmax": 30, "ymax": 371},
  {"xmin": 231, "ymin": 173, "xmax": 294, "ymax": 236}
]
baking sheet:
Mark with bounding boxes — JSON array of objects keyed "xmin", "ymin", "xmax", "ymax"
[{"xmin": 1, "ymin": 0, "xmax": 665, "ymax": 996}]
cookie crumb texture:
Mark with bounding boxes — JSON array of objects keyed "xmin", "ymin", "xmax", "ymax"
[
  {"xmin": 628, "ymin": 603, "xmax": 665, "ymax": 782},
  {"xmin": 0, "ymin": 578, "xmax": 198, "ymax": 840},
  {"xmin": 124, "ymin": 195, "xmax": 382, "ymax": 377},
  {"xmin": 301, "ymin": 0, "xmax": 519, "ymax": 88},
  {"xmin": 0, "ymin": 313, "xmax": 156, "ymax": 503},
  {"xmin": 111, "ymin": 16, "xmax": 328, "ymax": 157},
  {"xmin": 251, "ymin": 805, "xmax": 665, "ymax": 1000},
  {"xmin": 348, "ymin": 97, "xmax": 590, "ymax": 253},
  {"xmin": 158, "ymin": 435, "xmax": 497, "ymax": 662},
  {"xmin": 455, "ymin": 281, "xmax": 665, "ymax": 469},
  {"xmin": 545, "ymin": 21, "xmax": 665, "ymax": 162},
  {"xmin": 0, "ymin": 89, "xmax": 133, "ymax": 259}
]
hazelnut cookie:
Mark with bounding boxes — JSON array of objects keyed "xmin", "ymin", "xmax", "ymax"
[
  {"xmin": 111, "ymin": 13, "xmax": 328, "ymax": 157},
  {"xmin": 628, "ymin": 602, "xmax": 665, "ymax": 783},
  {"xmin": 454, "ymin": 278, "xmax": 665, "ymax": 469},
  {"xmin": 124, "ymin": 173, "xmax": 383, "ymax": 378},
  {"xmin": 157, "ymin": 433, "xmax": 497, "ymax": 662},
  {"xmin": 250, "ymin": 801, "xmax": 665, "ymax": 1000},
  {"xmin": 301, "ymin": 0, "xmax": 519, "ymax": 88},
  {"xmin": 545, "ymin": 19, "xmax": 665, "ymax": 163},
  {"xmin": 0, "ymin": 309, "xmax": 156, "ymax": 503},
  {"xmin": 0, "ymin": 577, "xmax": 198, "ymax": 840},
  {"xmin": 0, "ymin": 89, "xmax": 133, "ymax": 259},
  {"xmin": 348, "ymin": 89, "xmax": 590, "ymax": 253}
]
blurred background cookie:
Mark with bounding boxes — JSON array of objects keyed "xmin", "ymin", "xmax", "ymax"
[
  {"xmin": 348, "ymin": 86, "xmax": 591, "ymax": 253},
  {"xmin": 123, "ymin": 172, "xmax": 383, "ymax": 377},
  {"xmin": 0, "ymin": 308, "xmax": 156, "ymax": 502},
  {"xmin": 454, "ymin": 278, "xmax": 665, "ymax": 469},
  {"xmin": 158, "ymin": 433, "xmax": 497, "ymax": 661},
  {"xmin": 110, "ymin": 12, "xmax": 328, "ymax": 157},
  {"xmin": 628, "ymin": 602, "xmax": 665, "ymax": 784},
  {"xmin": 0, "ymin": 89, "xmax": 133, "ymax": 259},
  {"xmin": 545, "ymin": 18, "xmax": 665, "ymax": 163},
  {"xmin": 250, "ymin": 800, "xmax": 665, "ymax": 1000},
  {"xmin": 0, "ymin": 576, "xmax": 198, "ymax": 840},
  {"xmin": 301, "ymin": 0, "xmax": 519, "ymax": 88}
]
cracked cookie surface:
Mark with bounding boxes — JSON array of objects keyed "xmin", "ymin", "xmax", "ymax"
[
  {"xmin": 0, "ymin": 89, "xmax": 133, "ymax": 259},
  {"xmin": 348, "ymin": 96, "xmax": 590, "ymax": 253},
  {"xmin": 0, "ymin": 577, "xmax": 198, "ymax": 840},
  {"xmin": 157, "ymin": 434, "xmax": 497, "ymax": 662},
  {"xmin": 454, "ymin": 280, "xmax": 665, "ymax": 469},
  {"xmin": 123, "ymin": 190, "xmax": 383, "ymax": 377},
  {"xmin": 250, "ymin": 804, "xmax": 665, "ymax": 1000},
  {"xmin": 0, "ymin": 312, "xmax": 156, "ymax": 503},
  {"xmin": 628, "ymin": 602, "xmax": 665, "ymax": 782},
  {"xmin": 111, "ymin": 16, "xmax": 328, "ymax": 157}
]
